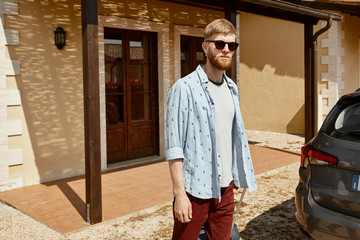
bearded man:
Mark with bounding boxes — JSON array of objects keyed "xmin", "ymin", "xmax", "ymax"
[{"xmin": 166, "ymin": 19, "xmax": 257, "ymax": 240}]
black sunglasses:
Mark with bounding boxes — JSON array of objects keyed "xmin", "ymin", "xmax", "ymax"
[{"xmin": 205, "ymin": 40, "xmax": 239, "ymax": 51}]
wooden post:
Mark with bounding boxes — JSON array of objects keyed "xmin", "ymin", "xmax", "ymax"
[
  {"xmin": 81, "ymin": 0, "xmax": 102, "ymax": 224},
  {"xmin": 225, "ymin": 7, "xmax": 238, "ymax": 83},
  {"xmin": 304, "ymin": 23, "xmax": 314, "ymax": 143}
]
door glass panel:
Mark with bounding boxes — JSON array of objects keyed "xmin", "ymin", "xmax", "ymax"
[
  {"xmin": 129, "ymin": 35, "xmax": 149, "ymax": 61},
  {"xmin": 105, "ymin": 38, "xmax": 123, "ymax": 92},
  {"xmin": 181, "ymin": 38, "xmax": 190, "ymax": 64},
  {"xmin": 195, "ymin": 38, "xmax": 206, "ymax": 66},
  {"xmin": 181, "ymin": 38, "xmax": 191, "ymax": 78},
  {"xmin": 130, "ymin": 41, "xmax": 144, "ymax": 60},
  {"xmin": 106, "ymin": 94, "xmax": 124, "ymax": 124},
  {"xmin": 105, "ymin": 32, "xmax": 124, "ymax": 125},
  {"xmin": 129, "ymin": 34, "xmax": 151, "ymax": 92},
  {"xmin": 131, "ymin": 93, "xmax": 151, "ymax": 121},
  {"xmin": 129, "ymin": 34, "xmax": 152, "ymax": 121},
  {"xmin": 130, "ymin": 64, "xmax": 150, "ymax": 92}
]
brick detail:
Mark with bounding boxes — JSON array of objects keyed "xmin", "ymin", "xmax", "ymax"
[
  {"xmin": 320, "ymin": 20, "xmax": 345, "ymax": 115},
  {"xmin": 0, "ymin": 0, "xmax": 22, "ymax": 191}
]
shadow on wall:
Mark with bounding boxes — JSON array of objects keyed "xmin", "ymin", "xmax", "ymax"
[
  {"xmin": 98, "ymin": 0, "xmax": 222, "ymax": 27},
  {"xmin": 287, "ymin": 104, "xmax": 305, "ymax": 135},
  {"xmin": 240, "ymin": 198, "xmax": 305, "ymax": 239},
  {"xmin": 239, "ymin": 13, "xmax": 305, "ymax": 135},
  {"xmin": 8, "ymin": 2, "xmax": 86, "ymax": 184},
  {"xmin": 240, "ymin": 12, "xmax": 304, "ymax": 79}
]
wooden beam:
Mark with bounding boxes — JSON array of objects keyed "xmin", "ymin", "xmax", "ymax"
[
  {"xmin": 225, "ymin": 5, "xmax": 238, "ymax": 82},
  {"xmin": 81, "ymin": 0, "xmax": 102, "ymax": 224},
  {"xmin": 304, "ymin": 23, "xmax": 314, "ymax": 143},
  {"xmin": 285, "ymin": 0, "xmax": 360, "ymax": 18},
  {"xmin": 162, "ymin": 0, "xmax": 341, "ymax": 24}
]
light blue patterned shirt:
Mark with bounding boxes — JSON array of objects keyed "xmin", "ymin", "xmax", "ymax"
[{"xmin": 166, "ymin": 65, "xmax": 257, "ymax": 200}]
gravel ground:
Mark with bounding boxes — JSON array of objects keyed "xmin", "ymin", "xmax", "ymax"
[
  {"xmin": 0, "ymin": 130, "xmax": 307, "ymax": 240},
  {"xmin": 246, "ymin": 130, "xmax": 305, "ymax": 153}
]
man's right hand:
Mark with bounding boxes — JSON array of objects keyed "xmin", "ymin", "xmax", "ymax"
[
  {"xmin": 168, "ymin": 159, "xmax": 192, "ymax": 223},
  {"xmin": 174, "ymin": 194, "xmax": 192, "ymax": 223}
]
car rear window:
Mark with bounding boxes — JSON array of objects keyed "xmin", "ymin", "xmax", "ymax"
[{"xmin": 329, "ymin": 103, "xmax": 360, "ymax": 142}]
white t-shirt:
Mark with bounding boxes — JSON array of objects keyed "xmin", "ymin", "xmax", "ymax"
[{"xmin": 208, "ymin": 77, "xmax": 235, "ymax": 187}]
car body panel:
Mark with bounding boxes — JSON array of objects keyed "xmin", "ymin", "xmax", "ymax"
[
  {"xmin": 309, "ymin": 133, "xmax": 360, "ymax": 218},
  {"xmin": 295, "ymin": 186, "xmax": 360, "ymax": 240},
  {"xmin": 296, "ymin": 91, "xmax": 360, "ymax": 239}
]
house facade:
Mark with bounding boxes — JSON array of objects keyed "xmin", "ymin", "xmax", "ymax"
[{"xmin": 0, "ymin": 0, "xmax": 359, "ymax": 190}]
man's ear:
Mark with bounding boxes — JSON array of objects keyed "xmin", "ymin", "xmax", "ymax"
[{"xmin": 202, "ymin": 42, "xmax": 208, "ymax": 56}]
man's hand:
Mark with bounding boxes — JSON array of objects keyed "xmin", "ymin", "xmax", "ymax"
[
  {"xmin": 168, "ymin": 159, "xmax": 192, "ymax": 223},
  {"xmin": 174, "ymin": 194, "xmax": 192, "ymax": 223}
]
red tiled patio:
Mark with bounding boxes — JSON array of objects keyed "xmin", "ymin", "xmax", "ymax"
[{"xmin": 0, "ymin": 145, "xmax": 300, "ymax": 234}]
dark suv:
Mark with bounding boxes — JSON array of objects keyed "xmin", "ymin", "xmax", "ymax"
[{"xmin": 295, "ymin": 91, "xmax": 360, "ymax": 239}]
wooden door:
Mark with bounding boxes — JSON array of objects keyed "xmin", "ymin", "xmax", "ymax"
[{"xmin": 104, "ymin": 28, "xmax": 159, "ymax": 163}]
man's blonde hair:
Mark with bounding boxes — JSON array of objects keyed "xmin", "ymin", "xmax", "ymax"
[{"xmin": 204, "ymin": 19, "xmax": 236, "ymax": 41}]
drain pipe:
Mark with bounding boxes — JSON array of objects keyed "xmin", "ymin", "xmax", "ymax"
[{"xmin": 311, "ymin": 18, "xmax": 332, "ymax": 136}]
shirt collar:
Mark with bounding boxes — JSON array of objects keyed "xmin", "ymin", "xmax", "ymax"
[
  {"xmin": 196, "ymin": 65, "xmax": 209, "ymax": 84},
  {"xmin": 196, "ymin": 65, "xmax": 236, "ymax": 90}
]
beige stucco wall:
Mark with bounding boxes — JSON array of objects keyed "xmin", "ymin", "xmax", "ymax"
[
  {"xmin": 5, "ymin": 0, "xmax": 223, "ymax": 186},
  {"xmin": 239, "ymin": 13, "xmax": 305, "ymax": 134}
]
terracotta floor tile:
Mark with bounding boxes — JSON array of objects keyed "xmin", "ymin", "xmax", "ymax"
[{"xmin": 0, "ymin": 145, "xmax": 300, "ymax": 233}]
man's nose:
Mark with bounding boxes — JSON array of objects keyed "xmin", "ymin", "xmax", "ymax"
[{"xmin": 222, "ymin": 43, "xmax": 230, "ymax": 52}]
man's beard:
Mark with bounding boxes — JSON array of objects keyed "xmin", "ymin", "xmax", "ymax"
[{"xmin": 208, "ymin": 52, "xmax": 233, "ymax": 71}]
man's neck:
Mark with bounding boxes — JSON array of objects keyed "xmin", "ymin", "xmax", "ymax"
[{"xmin": 202, "ymin": 63, "xmax": 224, "ymax": 83}]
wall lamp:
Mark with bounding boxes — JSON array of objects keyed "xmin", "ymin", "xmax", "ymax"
[{"xmin": 54, "ymin": 27, "xmax": 66, "ymax": 50}]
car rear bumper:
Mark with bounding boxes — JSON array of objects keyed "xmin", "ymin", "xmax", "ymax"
[{"xmin": 295, "ymin": 182, "xmax": 360, "ymax": 240}]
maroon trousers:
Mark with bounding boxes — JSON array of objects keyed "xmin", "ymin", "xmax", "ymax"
[{"xmin": 172, "ymin": 183, "xmax": 235, "ymax": 240}]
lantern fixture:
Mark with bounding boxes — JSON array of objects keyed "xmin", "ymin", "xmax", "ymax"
[{"xmin": 54, "ymin": 27, "xmax": 66, "ymax": 50}]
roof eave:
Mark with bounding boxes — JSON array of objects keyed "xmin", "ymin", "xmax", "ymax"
[{"xmin": 165, "ymin": 0, "xmax": 342, "ymax": 24}]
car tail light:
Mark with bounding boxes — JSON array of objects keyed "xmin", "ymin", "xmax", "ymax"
[
  {"xmin": 301, "ymin": 145, "xmax": 308, "ymax": 167},
  {"xmin": 301, "ymin": 144, "xmax": 338, "ymax": 167}
]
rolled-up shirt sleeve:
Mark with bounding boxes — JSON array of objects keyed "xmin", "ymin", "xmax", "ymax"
[{"xmin": 166, "ymin": 80, "xmax": 189, "ymax": 161}]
